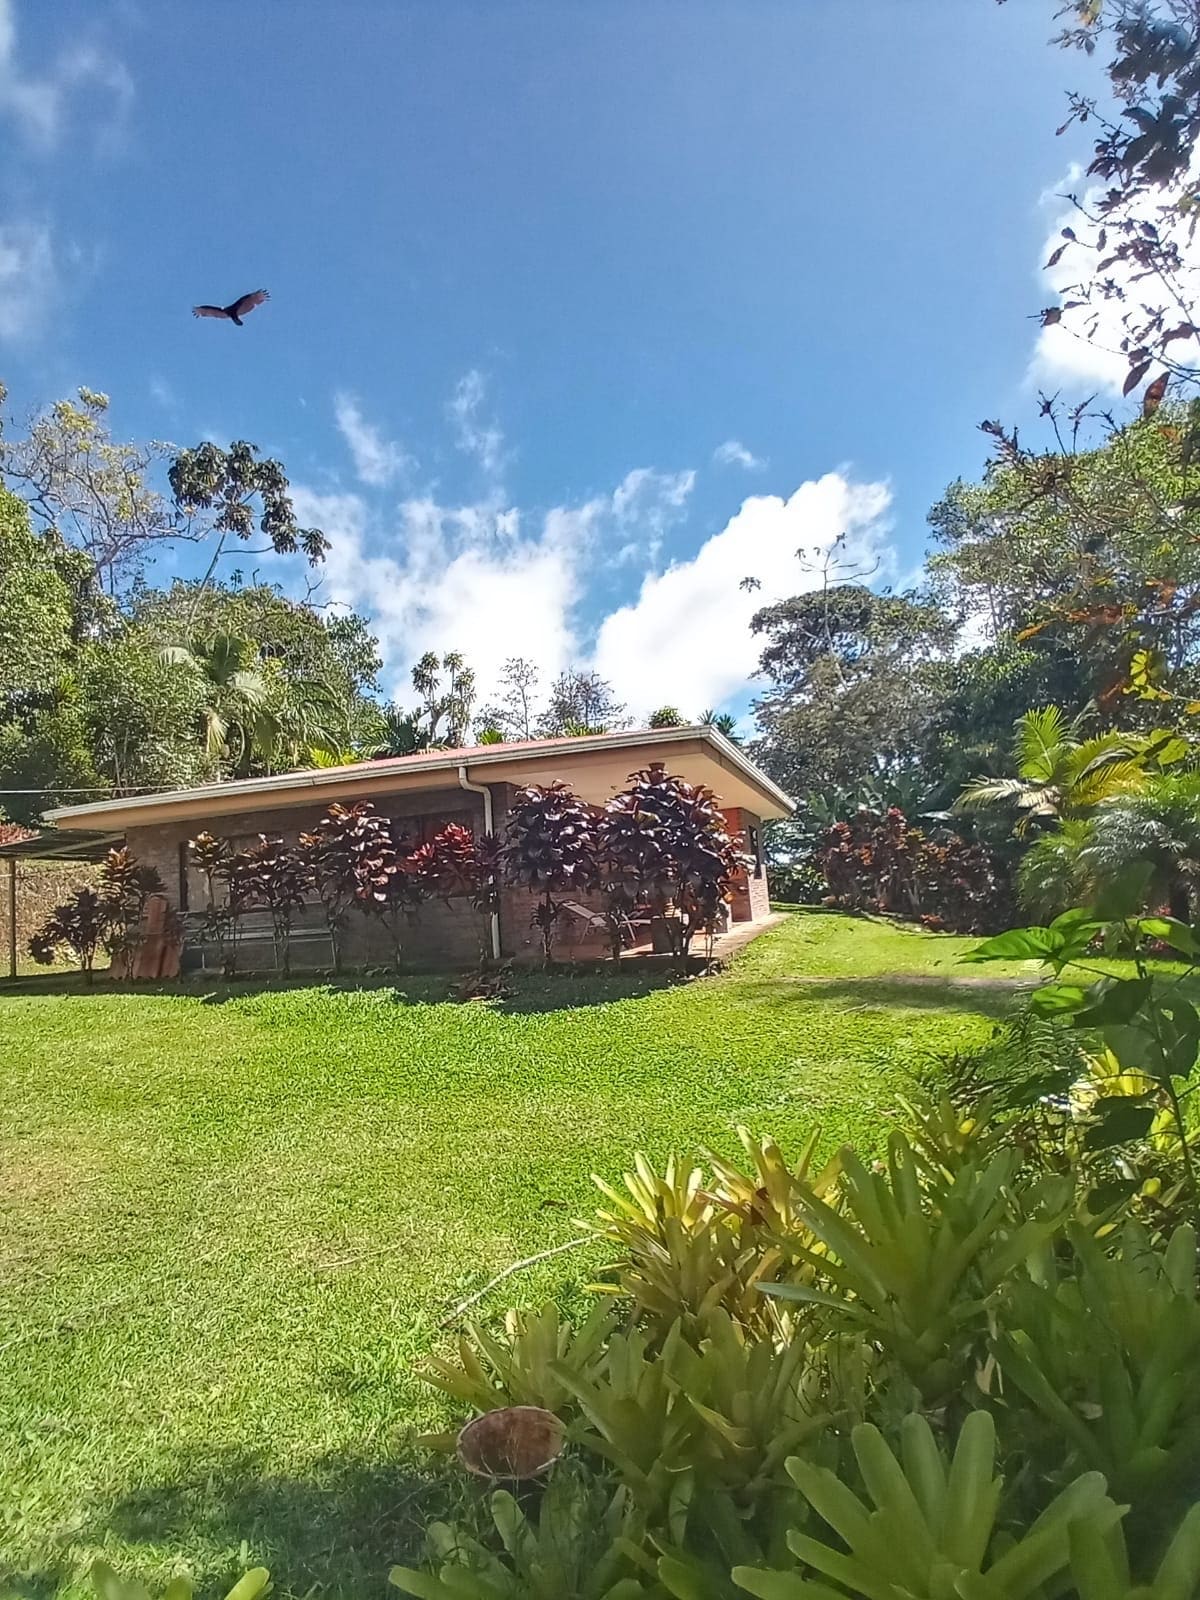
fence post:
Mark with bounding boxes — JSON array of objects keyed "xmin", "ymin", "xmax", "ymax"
[{"xmin": 7, "ymin": 856, "xmax": 16, "ymax": 980}]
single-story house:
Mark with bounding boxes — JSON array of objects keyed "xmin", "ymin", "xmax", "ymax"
[{"xmin": 43, "ymin": 725, "xmax": 793, "ymax": 970}]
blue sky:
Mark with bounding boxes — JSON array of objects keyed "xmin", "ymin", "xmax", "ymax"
[{"xmin": 0, "ymin": 0, "xmax": 1114, "ymax": 722}]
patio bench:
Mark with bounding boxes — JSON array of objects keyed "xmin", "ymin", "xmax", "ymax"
[{"xmin": 181, "ymin": 907, "xmax": 334, "ymax": 974}]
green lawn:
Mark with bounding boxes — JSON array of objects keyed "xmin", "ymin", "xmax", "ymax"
[{"xmin": 0, "ymin": 912, "xmax": 1029, "ymax": 1599}]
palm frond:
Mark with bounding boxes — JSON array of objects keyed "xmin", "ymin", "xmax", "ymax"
[
  {"xmin": 1070, "ymin": 757, "xmax": 1147, "ymax": 809},
  {"xmin": 956, "ymin": 777, "xmax": 1038, "ymax": 811},
  {"xmin": 227, "ymin": 670, "xmax": 271, "ymax": 709},
  {"xmin": 157, "ymin": 645, "xmax": 196, "ymax": 670},
  {"xmin": 1014, "ymin": 706, "xmax": 1072, "ymax": 784},
  {"xmin": 201, "ymin": 708, "xmax": 229, "ymax": 758}
]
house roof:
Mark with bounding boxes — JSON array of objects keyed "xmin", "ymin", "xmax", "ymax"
[
  {"xmin": 44, "ymin": 725, "xmax": 794, "ymax": 831},
  {"xmin": 0, "ymin": 827, "xmax": 124, "ymax": 863}
]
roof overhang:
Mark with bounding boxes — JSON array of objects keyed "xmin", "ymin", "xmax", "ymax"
[
  {"xmin": 0, "ymin": 828, "xmax": 124, "ymax": 863},
  {"xmin": 44, "ymin": 727, "xmax": 794, "ymax": 831}
]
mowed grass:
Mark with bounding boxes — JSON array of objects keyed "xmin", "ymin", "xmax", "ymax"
[{"xmin": 0, "ymin": 912, "xmax": 1029, "ymax": 1599}]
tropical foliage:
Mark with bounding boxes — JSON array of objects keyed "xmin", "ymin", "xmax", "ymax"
[
  {"xmin": 28, "ymin": 846, "xmax": 164, "ymax": 980},
  {"xmin": 817, "ymin": 806, "xmax": 1013, "ymax": 933},
  {"xmin": 382, "ymin": 1067, "xmax": 1200, "ymax": 1600}
]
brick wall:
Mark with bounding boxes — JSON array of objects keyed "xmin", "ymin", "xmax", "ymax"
[
  {"xmin": 126, "ymin": 785, "xmax": 490, "ymax": 973},
  {"xmin": 120, "ymin": 781, "xmax": 775, "ymax": 974}
]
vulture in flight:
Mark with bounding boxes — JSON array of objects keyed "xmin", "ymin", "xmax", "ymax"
[{"xmin": 192, "ymin": 289, "xmax": 270, "ymax": 326}]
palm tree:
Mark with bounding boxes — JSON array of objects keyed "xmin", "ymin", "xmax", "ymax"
[
  {"xmin": 160, "ymin": 634, "xmax": 343, "ymax": 776},
  {"xmin": 700, "ymin": 709, "xmax": 739, "ymax": 740},
  {"xmin": 1082, "ymin": 772, "xmax": 1200, "ymax": 922},
  {"xmin": 957, "ymin": 707, "xmax": 1149, "ymax": 835},
  {"xmin": 1016, "ymin": 820, "xmax": 1095, "ymax": 921},
  {"xmin": 158, "ymin": 634, "xmax": 271, "ymax": 768},
  {"xmin": 254, "ymin": 675, "xmax": 344, "ymax": 771},
  {"xmin": 375, "ymin": 705, "xmax": 437, "ymax": 758}
]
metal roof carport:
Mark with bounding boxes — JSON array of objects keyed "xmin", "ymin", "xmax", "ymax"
[{"xmin": 0, "ymin": 829, "xmax": 123, "ymax": 979}]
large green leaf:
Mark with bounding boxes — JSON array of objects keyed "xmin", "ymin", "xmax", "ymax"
[{"xmin": 1083, "ymin": 1096, "xmax": 1157, "ymax": 1151}]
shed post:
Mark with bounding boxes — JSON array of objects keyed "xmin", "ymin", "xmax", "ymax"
[{"xmin": 7, "ymin": 856, "xmax": 16, "ymax": 979}]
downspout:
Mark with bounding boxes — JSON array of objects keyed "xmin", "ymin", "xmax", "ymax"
[{"xmin": 458, "ymin": 764, "xmax": 502, "ymax": 961}]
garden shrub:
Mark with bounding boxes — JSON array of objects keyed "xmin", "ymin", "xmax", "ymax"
[
  {"xmin": 387, "ymin": 1070, "xmax": 1200, "ymax": 1600},
  {"xmin": 27, "ymin": 846, "xmax": 164, "ymax": 979},
  {"xmin": 817, "ymin": 805, "xmax": 1013, "ymax": 932}
]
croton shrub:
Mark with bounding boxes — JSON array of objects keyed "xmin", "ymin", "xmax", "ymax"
[{"xmin": 818, "ymin": 805, "xmax": 1013, "ymax": 933}]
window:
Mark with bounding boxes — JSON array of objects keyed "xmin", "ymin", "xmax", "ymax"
[{"xmin": 747, "ymin": 823, "xmax": 763, "ymax": 879}]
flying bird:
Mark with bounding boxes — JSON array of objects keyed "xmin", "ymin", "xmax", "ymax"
[{"xmin": 192, "ymin": 289, "xmax": 270, "ymax": 326}]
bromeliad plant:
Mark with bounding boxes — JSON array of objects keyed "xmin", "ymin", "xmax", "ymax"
[
  {"xmin": 592, "ymin": 1130, "xmax": 840, "ymax": 1339},
  {"xmin": 735, "ymin": 1411, "xmax": 1123, "ymax": 1600},
  {"xmin": 997, "ymin": 1220, "xmax": 1200, "ymax": 1530},
  {"xmin": 88, "ymin": 1090, "xmax": 1200, "ymax": 1600},
  {"xmin": 405, "ymin": 1100, "xmax": 1200, "ymax": 1600}
]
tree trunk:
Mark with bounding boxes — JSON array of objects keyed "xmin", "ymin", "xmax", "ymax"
[{"xmin": 1169, "ymin": 881, "xmax": 1191, "ymax": 924}]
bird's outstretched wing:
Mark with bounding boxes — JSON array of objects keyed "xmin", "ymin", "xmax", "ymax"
[
  {"xmin": 229, "ymin": 289, "xmax": 269, "ymax": 318},
  {"xmin": 193, "ymin": 304, "xmax": 231, "ymax": 319}
]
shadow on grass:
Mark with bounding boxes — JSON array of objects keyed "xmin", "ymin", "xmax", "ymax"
[
  {"xmin": 733, "ymin": 974, "xmax": 1031, "ymax": 1020},
  {"xmin": 0, "ymin": 965, "xmax": 684, "ymax": 1016},
  {"xmin": 0, "ymin": 1561, "xmax": 75, "ymax": 1600},
  {"xmin": 96, "ymin": 1447, "xmax": 466, "ymax": 1600}
]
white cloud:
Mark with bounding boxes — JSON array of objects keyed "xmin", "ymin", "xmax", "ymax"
[
  {"xmin": 448, "ymin": 369, "xmax": 505, "ymax": 477},
  {"xmin": 299, "ymin": 461, "xmax": 700, "ymax": 706},
  {"xmin": 1030, "ymin": 164, "xmax": 1200, "ymax": 391},
  {"xmin": 713, "ymin": 438, "xmax": 765, "ymax": 471},
  {"xmin": 148, "ymin": 375, "xmax": 177, "ymax": 410},
  {"xmin": 610, "ymin": 466, "xmax": 696, "ymax": 564},
  {"xmin": 334, "ymin": 391, "xmax": 414, "ymax": 488},
  {"xmin": 0, "ymin": 220, "xmax": 57, "ymax": 340},
  {"xmin": 301, "ymin": 393, "xmax": 895, "ymax": 728},
  {"xmin": 592, "ymin": 473, "xmax": 893, "ymax": 716},
  {"xmin": 296, "ymin": 487, "xmax": 582, "ymax": 703},
  {"xmin": 0, "ymin": 0, "xmax": 131, "ymax": 151}
]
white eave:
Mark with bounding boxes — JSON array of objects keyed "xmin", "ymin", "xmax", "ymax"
[{"xmin": 44, "ymin": 725, "xmax": 794, "ymax": 828}]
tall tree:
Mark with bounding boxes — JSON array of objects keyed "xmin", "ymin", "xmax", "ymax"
[
  {"xmin": 76, "ymin": 637, "xmax": 214, "ymax": 798},
  {"xmin": 538, "ymin": 670, "xmax": 628, "ymax": 737},
  {"xmin": 928, "ymin": 409, "xmax": 1200, "ymax": 712},
  {"xmin": 157, "ymin": 633, "xmax": 349, "ymax": 777},
  {"xmin": 477, "ymin": 656, "xmax": 540, "ymax": 741},
  {"xmin": 168, "ymin": 439, "xmax": 329, "ymax": 590},
  {"xmin": 408, "ymin": 651, "xmax": 477, "ymax": 747},
  {"xmin": 0, "ymin": 487, "xmax": 76, "ymax": 708},
  {"xmin": 0, "ymin": 385, "xmax": 328, "ymax": 598},
  {"xmin": 134, "ymin": 581, "xmax": 386, "ymax": 759},
  {"xmin": 749, "ymin": 583, "xmax": 955, "ymax": 798},
  {"xmin": 1046, "ymin": 0, "xmax": 1200, "ymax": 397}
]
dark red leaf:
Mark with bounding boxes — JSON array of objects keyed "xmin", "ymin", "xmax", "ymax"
[{"xmin": 1142, "ymin": 372, "xmax": 1169, "ymax": 416}]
